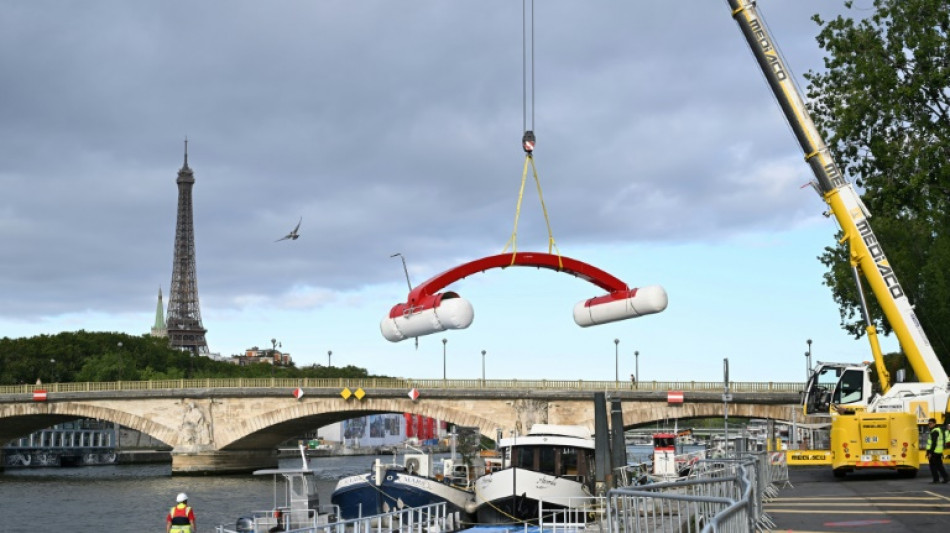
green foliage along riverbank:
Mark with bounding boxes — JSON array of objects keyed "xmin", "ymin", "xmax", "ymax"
[{"xmin": 0, "ymin": 331, "xmax": 376, "ymax": 385}]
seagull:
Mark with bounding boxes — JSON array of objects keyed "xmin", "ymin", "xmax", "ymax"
[{"xmin": 276, "ymin": 217, "xmax": 302, "ymax": 242}]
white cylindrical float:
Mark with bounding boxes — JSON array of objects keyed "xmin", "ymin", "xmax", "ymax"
[
  {"xmin": 381, "ymin": 292, "xmax": 475, "ymax": 342},
  {"xmin": 573, "ymin": 285, "xmax": 668, "ymax": 327}
]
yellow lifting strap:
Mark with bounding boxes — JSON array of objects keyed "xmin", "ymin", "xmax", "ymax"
[{"xmin": 501, "ymin": 152, "xmax": 562, "ymax": 268}]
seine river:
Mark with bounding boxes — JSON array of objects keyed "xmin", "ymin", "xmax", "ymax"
[
  {"xmin": 0, "ymin": 447, "xmax": 661, "ymax": 533},
  {"xmin": 0, "ymin": 454, "xmax": 375, "ymax": 533}
]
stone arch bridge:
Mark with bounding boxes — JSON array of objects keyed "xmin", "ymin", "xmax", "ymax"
[{"xmin": 0, "ymin": 378, "xmax": 808, "ymax": 474}]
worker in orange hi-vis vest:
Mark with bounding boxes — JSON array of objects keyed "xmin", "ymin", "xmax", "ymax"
[{"xmin": 166, "ymin": 492, "xmax": 196, "ymax": 533}]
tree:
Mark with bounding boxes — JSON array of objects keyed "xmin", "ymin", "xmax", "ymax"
[
  {"xmin": 0, "ymin": 331, "xmax": 382, "ymax": 384},
  {"xmin": 805, "ymin": 0, "xmax": 950, "ymax": 371}
]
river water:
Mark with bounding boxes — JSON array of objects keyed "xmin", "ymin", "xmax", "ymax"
[
  {"xmin": 0, "ymin": 446, "xmax": 666, "ymax": 533},
  {"xmin": 0, "ymin": 455, "xmax": 374, "ymax": 533}
]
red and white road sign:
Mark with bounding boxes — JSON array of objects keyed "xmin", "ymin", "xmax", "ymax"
[
  {"xmin": 667, "ymin": 391, "xmax": 684, "ymax": 404},
  {"xmin": 293, "ymin": 387, "xmax": 304, "ymax": 400},
  {"xmin": 33, "ymin": 390, "xmax": 48, "ymax": 401},
  {"xmin": 408, "ymin": 388, "xmax": 420, "ymax": 401}
]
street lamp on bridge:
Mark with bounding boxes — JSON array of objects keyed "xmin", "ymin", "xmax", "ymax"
[
  {"xmin": 614, "ymin": 338, "xmax": 619, "ymax": 383},
  {"xmin": 481, "ymin": 350, "xmax": 486, "ymax": 383},
  {"xmin": 442, "ymin": 338, "xmax": 448, "ymax": 381},
  {"xmin": 117, "ymin": 341, "xmax": 123, "ymax": 380},
  {"xmin": 328, "ymin": 350, "xmax": 332, "ymax": 368},
  {"xmin": 805, "ymin": 339, "xmax": 812, "ymax": 381},
  {"xmin": 634, "ymin": 350, "xmax": 639, "ymax": 387}
]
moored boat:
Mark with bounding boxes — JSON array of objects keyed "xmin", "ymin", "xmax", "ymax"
[
  {"xmin": 217, "ymin": 447, "xmax": 338, "ymax": 533},
  {"xmin": 331, "ymin": 449, "xmax": 481, "ymax": 524},
  {"xmin": 650, "ymin": 432, "xmax": 705, "ymax": 481},
  {"xmin": 472, "ymin": 424, "xmax": 596, "ymax": 524}
]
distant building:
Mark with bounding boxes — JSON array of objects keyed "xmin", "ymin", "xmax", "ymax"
[
  {"xmin": 315, "ymin": 414, "xmax": 447, "ymax": 448},
  {"xmin": 150, "ymin": 287, "xmax": 167, "ymax": 338},
  {"xmin": 230, "ymin": 346, "xmax": 292, "ymax": 366}
]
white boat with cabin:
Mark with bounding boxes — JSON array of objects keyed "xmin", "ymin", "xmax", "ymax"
[
  {"xmin": 473, "ymin": 424, "xmax": 596, "ymax": 524},
  {"xmin": 216, "ymin": 447, "xmax": 338, "ymax": 533}
]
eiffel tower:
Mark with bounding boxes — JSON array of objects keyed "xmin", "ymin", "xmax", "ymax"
[{"xmin": 166, "ymin": 139, "xmax": 209, "ymax": 354}]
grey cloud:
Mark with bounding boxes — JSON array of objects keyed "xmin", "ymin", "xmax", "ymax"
[{"xmin": 0, "ymin": 0, "xmax": 846, "ymax": 321}]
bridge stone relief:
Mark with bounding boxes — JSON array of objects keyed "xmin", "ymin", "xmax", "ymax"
[
  {"xmin": 179, "ymin": 400, "xmax": 214, "ymax": 450},
  {"xmin": 0, "ymin": 389, "xmax": 805, "ymax": 474}
]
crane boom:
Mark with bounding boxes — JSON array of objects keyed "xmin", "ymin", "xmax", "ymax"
[{"xmin": 726, "ymin": 0, "xmax": 947, "ymax": 385}]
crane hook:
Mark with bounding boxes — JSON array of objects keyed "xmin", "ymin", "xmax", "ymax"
[{"xmin": 522, "ymin": 130, "xmax": 535, "ymax": 154}]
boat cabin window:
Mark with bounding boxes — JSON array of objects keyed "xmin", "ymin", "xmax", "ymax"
[
  {"xmin": 538, "ymin": 447, "xmax": 556, "ymax": 473},
  {"xmin": 289, "ymin": 476, "xmax": 306, "ymax": 502},
  {"xmin": 512, "ymin": 445, "xmax": 591, "ymax": 478},
  {"xmin": 286, "ymin": 473, "xmax": 319, "ymax": 509},
  {"xmin": 561, "ymin": 448, "xmax": 578, "ymax": 475},
  {"xmin": 653, "ymin": 435, "xmax": 675, "ymax": 448}
]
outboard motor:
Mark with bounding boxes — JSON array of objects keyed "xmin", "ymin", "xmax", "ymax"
[{"xmin": 235, "ymin": 515, "xmax": 254, "ymax": 533}]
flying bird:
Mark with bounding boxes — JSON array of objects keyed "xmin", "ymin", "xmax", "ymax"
[{"xmin": 276, "ymin": 217, "xmax": 302, "ymax": 242}]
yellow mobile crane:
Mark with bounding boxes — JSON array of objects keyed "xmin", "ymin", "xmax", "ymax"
[{"xmin": 724, "ymin": 0, "xmax": 950, "ymax": 477}]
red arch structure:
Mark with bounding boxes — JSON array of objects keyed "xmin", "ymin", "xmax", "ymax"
[
  {"xmin": 402, "ymin": 252, "xmax": 629, "ymax": 308},
  {"xmin": 383, "ymin": 251, "xmax": 667, "ymax": 341}
]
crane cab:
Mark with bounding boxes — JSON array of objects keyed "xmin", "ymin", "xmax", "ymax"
[{"xmin": 803, "ymin": 362, "xmax": 874, "ymax": 416}]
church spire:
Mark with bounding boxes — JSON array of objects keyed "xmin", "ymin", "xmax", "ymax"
[{"xmin": 151, "ymin": 286, "xmax": 168, "ymax": 338}]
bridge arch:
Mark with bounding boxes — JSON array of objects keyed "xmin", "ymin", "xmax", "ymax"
[
  {"xmin": 226, "ymin": 397, "xmax": 509, "ymax": 449},
  {"xmin": 0, "ymin": 403, "xmax": 176, "ymax": 448},
  {"xmin": 616, "ymin": 402, "xmax": 801, "ymax": 431}
]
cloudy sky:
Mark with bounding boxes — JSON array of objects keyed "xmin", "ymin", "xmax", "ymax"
[{"xmin": 1, "ymin": 1, "xmax": 894, "ymax": 383}]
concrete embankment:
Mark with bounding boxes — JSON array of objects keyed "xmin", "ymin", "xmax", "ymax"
[{"xmin": 117, "ymin": 449, "xmax": 171, "ymax": 464}]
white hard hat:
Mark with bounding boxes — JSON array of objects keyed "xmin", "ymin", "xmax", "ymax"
[{"xmin": 176, "ymin": 493, "xmax": 188, "ymax": 503}]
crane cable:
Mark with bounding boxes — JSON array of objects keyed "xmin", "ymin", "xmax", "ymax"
[{"xmin": 502, "ymin": 0, "xmax": 562, "ymax": 269}]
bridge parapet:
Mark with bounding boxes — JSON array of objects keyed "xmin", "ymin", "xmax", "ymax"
[{"xmin": 0, "ymin": 378, "xmax": 804, "ymax": 395}]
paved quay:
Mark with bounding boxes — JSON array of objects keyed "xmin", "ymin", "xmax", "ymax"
[{"xmin": 768, "ymin": 466, "xmax": 950, "ymax": 532}]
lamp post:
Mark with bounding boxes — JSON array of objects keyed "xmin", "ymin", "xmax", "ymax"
[
  {"xmin": 442, "ymin": 338, "xmax": 447, "ymax": 381},
  {"xmin": 805, "ymin": 339, "xmax": 812, "ymax": 382},
  {"xmin": 481, "ymin": 350, "xmax": 486, "ymax": 383},
  {"xmin": 117, "ymin": 341, "xmax": 123, "ymax": 381},
  {"xmin": 614, "ymin": 339, "xmax": 620, "ymax": 383},
  {"xmin": 50, "ymin": 358, "xmax": 56, "ymax": 383},
  {"xmin": 328, "ymin": 350, "xmax": 332, "ymax": 367},
  {"xmin": 723, "ymin": 357, "xmax": 731, "ymax": 456},
  {"xmin": 634, "ymin": 350, "xmax": 639, "ymax": 387},
  {"xmin": 390, "ymin": 252, "xmax": 413, "ymax": 291}
]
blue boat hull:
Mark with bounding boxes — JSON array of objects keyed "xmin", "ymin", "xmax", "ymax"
[{"xmin": 331, "ymin": 468, "xmax": 475, "ymax": 523}]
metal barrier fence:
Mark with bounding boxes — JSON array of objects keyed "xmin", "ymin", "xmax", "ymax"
[
  {"xmin": 594, "ymin": 454, "xmax": 777, "ymax": 533},
  {"xmin": 0, "ymin": 377, "xmax": 803, "ymax": 395}
]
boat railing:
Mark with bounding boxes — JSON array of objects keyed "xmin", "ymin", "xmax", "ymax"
[
  {"xmin": 537, "ymin": 496, "xmax": 608, "ymax": 530},
  {"xmin": 216, "ymin": 502, "xmax": 458, "ymax": 533}
]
